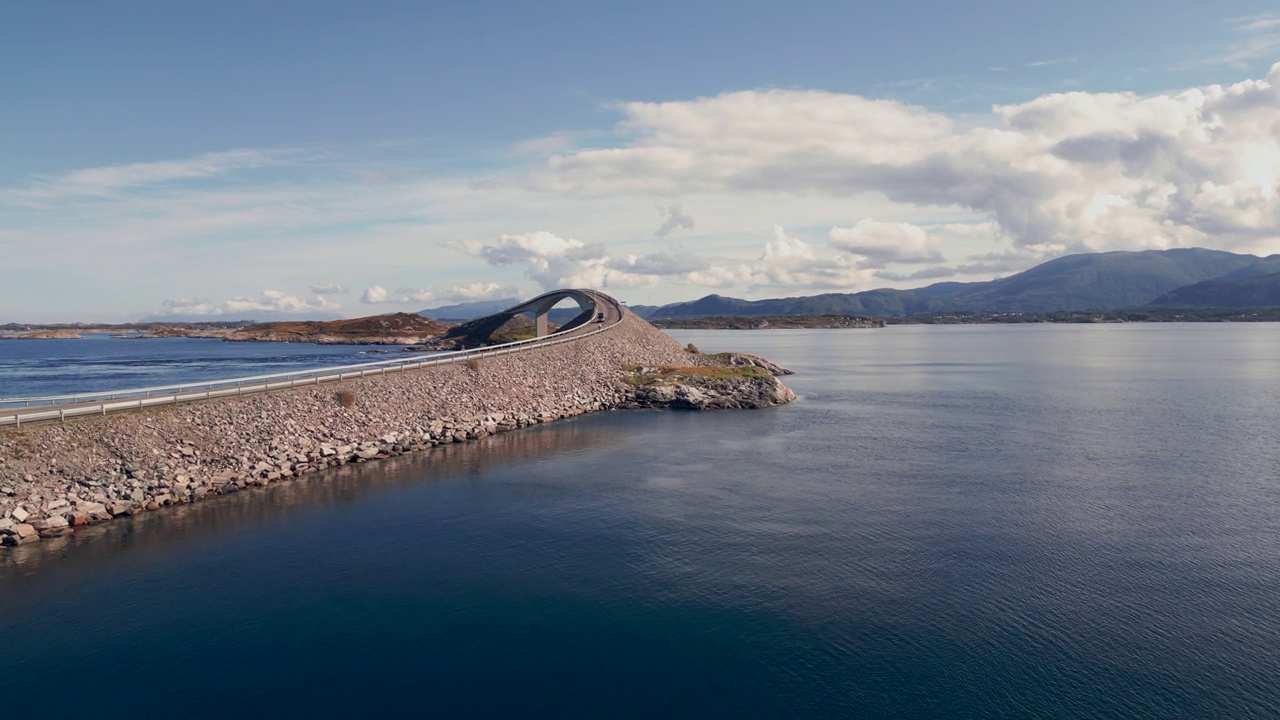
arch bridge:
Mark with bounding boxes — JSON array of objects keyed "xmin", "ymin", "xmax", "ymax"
[
  {"xmin": 444, "ymin": 288, "xmax": 604, "ymax": 344},
  {"xmin": 1, "ymin": 289, "xmax": 623, "ymax": 427}
]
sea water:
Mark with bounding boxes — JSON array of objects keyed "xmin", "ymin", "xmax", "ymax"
[{"xmin": 1, "ymin": 324, "xmax": 1277, "ymax": 718}]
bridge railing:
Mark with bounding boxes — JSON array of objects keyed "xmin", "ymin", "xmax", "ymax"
[{"xmin": 0, "ymin": 298, "xmax": 623, "ymax": 427}]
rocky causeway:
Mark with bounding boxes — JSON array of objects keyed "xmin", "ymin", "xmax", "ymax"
[{"xmin": 0, "ymin": 310, "xmax": 794, "ymax": 548}]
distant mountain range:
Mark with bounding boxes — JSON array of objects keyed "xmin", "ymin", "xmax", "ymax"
[
  {"xmin": 418, "ymin": 298, "xmax": 521, "ymax": 321},
  {"xmin": 418, "ymin": 297, "xmax": 581, "ymax": 323},
  {"xmin": 1151, "ymin": 271, "xmax": 1280, "ymax": 308},
  {"xmin": 633, "ymin": 248, "xmax": 1280, "ymax": 319}
]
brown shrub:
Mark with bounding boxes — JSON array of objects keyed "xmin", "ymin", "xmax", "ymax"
[
  {"xmin": 463, "ymin": 358, "xmax": 481, "ymax": 372},
  {"xmin": 335, "ymin": 389, "xmax": 357, "ymax": 408}
]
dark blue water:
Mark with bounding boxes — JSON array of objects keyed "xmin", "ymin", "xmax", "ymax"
[
  {"xmin": 2, "ymin": 325, "xmax": 1279, "ymax": 718},
  {"xmin": 0, "ymin": 335, "xmax": 404, "ymax": 397}
]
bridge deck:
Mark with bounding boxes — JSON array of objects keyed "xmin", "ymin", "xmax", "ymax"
[{"xmin": 1, "ymin": 290, "xmax": 623, "ymax": 427}]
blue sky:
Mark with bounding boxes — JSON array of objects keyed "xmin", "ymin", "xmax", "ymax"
[{"xmin": 3, "ymin": 1, "xmax": 1279, "ymax": 321}]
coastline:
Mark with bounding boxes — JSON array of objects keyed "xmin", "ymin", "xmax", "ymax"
[
  {"xmin": 651, "ymin": 307, "xmax": 1280, "ymax": 328},
  {"xmin": 0, "ymin": 312, "xmax": 793, "ymax": 548},
  {"xmin": 8, "ymin": 304, "xmax": 1279, "ymax": 346}
]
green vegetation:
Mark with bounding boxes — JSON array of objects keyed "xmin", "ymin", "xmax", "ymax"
[
  {"xmin": 890, "ymin": 307, "xmax": 1280, "ymax": 324},
  {"xmin": 491, "ymin": 326, "xmax": 540, "ymax": 342},
  {"xmin": 231, "ymin": 313, "xmax": 448, "ymax": 342},
  {"xmin": 622, "ymin": 364, "xmax": 769, "ymax": 387},
  {"xmin": 650, "ymin": 305, "xmax": 1280, "ymax": 328},
  {"xmin": 443, "ymin": 313, "xmax": 548, "ymax": 347},
  {"xmin": 654, "ymin": 315, "xmax": 885, "ymax": 329},
  {"xmin": 0, "ymin": 431, "xmax": 32, "ymax": 458},
  {"xmin": 1150, "ymin": 271, "xmax": 1280, "ymax": 308},
  {"xmin": 640, "ymin": 248, "xmax": 1280, "ymax": 320},
  {"xmin": 493, "ymin": 318, "xmax": 555, "ymax": 343}
]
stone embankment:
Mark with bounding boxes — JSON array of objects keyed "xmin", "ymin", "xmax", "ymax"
[
  {"xmin": 0, "ymin": 330, "xmax": 85, "ymax": 340},
  {"xmin": 708, "ymin": 352, "xmax": 794, "ymax": 376},
  {"xmin": 0, "ymin": 311, "xmax": 794, "ymax": 547},
  {"xmin": 621, "ymin": 354, "xmax": 796, "ymax": 410}
]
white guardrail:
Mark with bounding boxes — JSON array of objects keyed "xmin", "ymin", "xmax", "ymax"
[{"xmin": 0, "ymin": 297, "xmax": 621, "ymax": 428}]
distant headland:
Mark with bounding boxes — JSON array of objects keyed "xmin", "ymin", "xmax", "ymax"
[{"xmin": 632, "ymin": 248, "xmax": 1280, "ymax": 322}]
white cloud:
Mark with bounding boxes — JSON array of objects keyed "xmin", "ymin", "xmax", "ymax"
[
  {"xmin": 934, "ymin": 221, "xmax": 1002, "ymax": 238},
  {"xmin": 512, "ymin": 132, "xmax": 580, "ymax": 157},
  {"xmin": 530, "ymin": 64, "xmax": 1280, "ymax": 258},
  {"xmin": 445, "ymin": 281, "xmax": 519, "ymax": 302},
  {"xmin": 1202, "ymin": 14, "xmax": 1280, "ymax": 68},
  {"xmin": 8, "ymin": 64, "xmax": 1280, "ymax": 320},
  {"xmin": 469, "ymin": 212, "xmax": 1151, "ymax": 297},
  {"xmin": 472, "ymin": 231, "xmax": 592, "ymax": 288},
  {"xmin": 828, "ymin": 219, "xmax": 944, "ymax": 264},
  {"xmin": 684, "ymin": 226, "xmax": 880, "ymax": 292},
  {"xmin": 159, "ymin": 289, "xmax": 340, "ymax": 317},
  {"xmin": 309, "ymin": 283, "xmax": 349, "ymax": 295},
  {"xmin": 361, "ymin": 282, "xmax": 520, "ymax": 307},
  {"xmin": 533, "ymin": 89, "xmax": 955, "ymax": 196},
  {"xmin": 3, "ymin": 148, "xmax": 306, "ymax": 207},
  {"xmin": 1234, "ymin": 16, "xmax": 1280, "ymax": 33},
  {"xmin": 609, "ymin": 252, "xmax": 707, "ymax": 275},
  {"xmin": 1025, "ymin": 57, "xmax": 1078, "ymax": 69},
  {"xmin": 468, "ymin": 231, "xmax": 675, "ymax": 290},
  {"xmin": 360, "ymin": 285, "xmax": 391, "ymax": 304},
  {"xmin": 396, "ymin": 282, "xmax": 520, "ymax": 306},
  {"xmin": 398, "ymin": 289, "xmax": 436, "ymax": 303},
  {"xmin": 654, "ymin": 203, "xmax": 695, "ymax": 237}
]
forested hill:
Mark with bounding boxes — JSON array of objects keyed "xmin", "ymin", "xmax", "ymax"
[
  {"xmin": 1150, "ymin": 271, "xmax": 1280, "ymax": 308},
  {"xmin": 638, "ymin": 248, "xmax": 1280, "ymax": 318}
]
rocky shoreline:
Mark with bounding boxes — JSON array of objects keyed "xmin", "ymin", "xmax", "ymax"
[
  {"xmin": 621, "ymin": 362, "xmax": 795, "ymax": 410},
  {"xmin": 0, "ymin": 330, "xmax": 85, "ymax": 340},
  {"xmin": 0, "ymin": 311, "xmax": 794, "ymax": 548}
]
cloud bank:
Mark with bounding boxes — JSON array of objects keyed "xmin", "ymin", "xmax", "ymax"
[
  {"xmin": 466, "ymin": 226, "xmax": 883, "ymax": 293},
  {"xmin": 309, "ymin": 283, "xmax": 349, "ymax": 295},
  {"xmin": 6, "ymin": 63, "xmax": 1280, "ymax": 319},
  {"xmin": 3, "ymin": 148, "xmax": 306, "ymax": 208},
  {"xmin": 534, "ymin": 62, "xmax": 1280, "ymax": 262},
  {"xmin": 159, "ymin": 290, "xmax": 340, "ymax": 318},
  {"xmin": 465, "ymin": 231, "xmax": 664, "ymax": 290},
  {"xmin": 359, "ymin": 282, "xmax": 518, "ymax": 306}
]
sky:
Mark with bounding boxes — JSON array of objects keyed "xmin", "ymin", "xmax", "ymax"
[{"xmin": 3, "ymin": 0, "xmax": 1280, "ymax": 321}]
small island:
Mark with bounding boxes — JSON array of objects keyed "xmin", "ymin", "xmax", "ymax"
[
  {"xmin": 651, "ymin": 314, "xmax": 885, "ymax": 330},
  {"xmin": 0, "ymin": 329, "xmax": 85, "ymax": 339}
]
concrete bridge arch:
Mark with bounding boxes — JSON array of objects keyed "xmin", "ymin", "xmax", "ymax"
[{"xmin": 443, "ymin": 289, "xmax": 600, "ymax": 344}]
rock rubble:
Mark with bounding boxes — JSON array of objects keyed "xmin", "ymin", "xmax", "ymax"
[
  {"xmin": 623, "ymin": 373, "xmax": 796, "ymax": 410},
  {"xmin": 0, "ymin": 311, "xmax": 794, "ymax": 547}
]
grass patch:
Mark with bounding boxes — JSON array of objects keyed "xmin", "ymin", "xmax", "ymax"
[
  {"xmin": 492, "ymin": 328, "xmax": 539, "ymax": 342},
  {"xmin": 622, "ymin": 364, "xmax": 769, "ymax": 387},
  {"xmin": 0, "ymin": 430, "xmax": 33, "ymax": 460},
  {"xmin": 708, "ymin": 352, "xmax": 753, "ymax": 365}
]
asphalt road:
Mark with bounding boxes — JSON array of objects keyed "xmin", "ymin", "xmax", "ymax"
[{"xmin": 0, "ymin": 289, "xmax": 625, "ymax": 427}]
